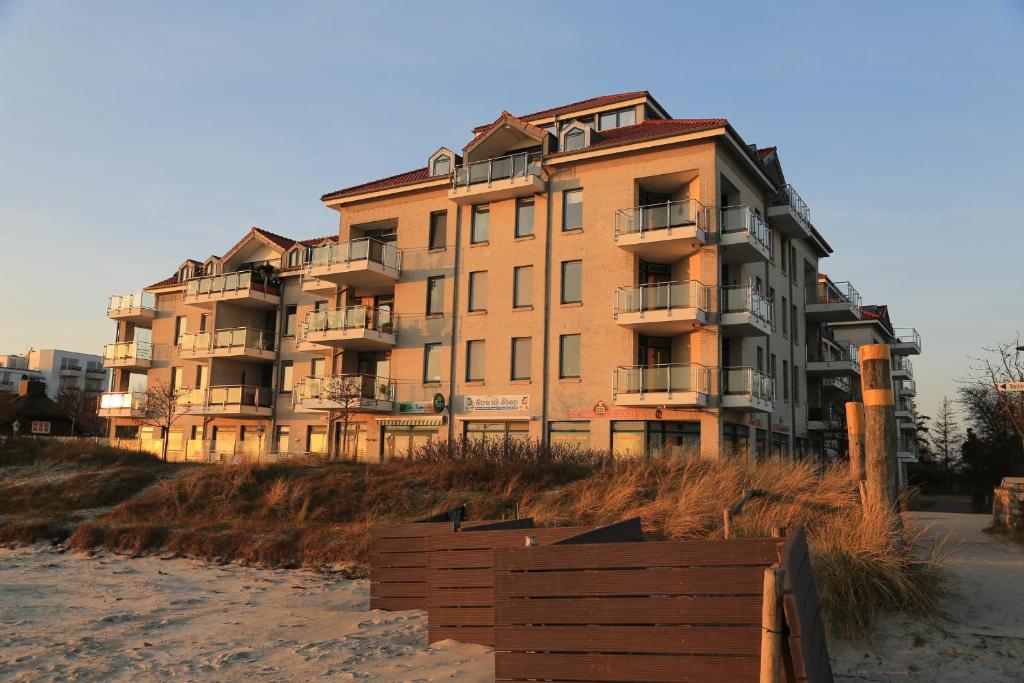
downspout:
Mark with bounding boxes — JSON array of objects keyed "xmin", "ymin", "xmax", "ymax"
[
  {"xmin": 541, "ymin": 173, "xmax": 554, "ymax": 444},
  {"xmin": 786, "ymin": 240, "xmax": 797, "ymax": 459},
  {"xmin": 268, "ymin": 273, "xmax": 285, "ymax": 459},
  {"xmin": 447, "ymin": 202, "xmax": 464, "ymax": 441},
  {"xmin": 763, "ymin": 249, "xmax": 772, "ymax": 461}
]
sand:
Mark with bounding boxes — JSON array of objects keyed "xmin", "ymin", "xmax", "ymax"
[{"xmin": 2, "ymin": 511, "xmax": 1022, "ymax": 681}]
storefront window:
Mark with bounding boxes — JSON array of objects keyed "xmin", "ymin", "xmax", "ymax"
[
  {"xmin": 464, "ymin": 421, "xmax": 529, "ymax": 443},
  {"xmin": 723, "ymin": 422, "xmax": 749, "ymax": 458},
  {"xmin": 611, "ymin": 421, "xmax": 646, "ymax": 457},
  {"xmin": 755, "ymin": 428, "xmax": 768, "ymax": 460},
  {"xmin": 383, "ymin": 425, "xmax": 438, "ymax": 459},
  {"xmin": 771, "ymin": 431, "xmax": 789, "ymax": 459},
  {"xmin": 548, "ymin": 421, "xmax": 591, "ymax": 449}
]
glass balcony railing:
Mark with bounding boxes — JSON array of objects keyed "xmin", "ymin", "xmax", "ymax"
[
  {"xmin": 179, "ymin": 327, "xmax": 275, "ymax": 354},
  {"xmin": 103, "ymin": 341, "xmax": 152, "ymax": 362},
  {"xmin": 892, "ymin": 356, "xmax": 914, "ymax": 377},
  {"xmin": 310, "ymin": 238, "xmax": 402, "ymax": 271},
  {"xmin": 296, "ymin": 374, "xmax": 395, "ymax": 404},
  {"xmin": 178, "ymin": 385, "xmax": 273, "ymax": 410},
  {"xmin": 451, "ymin": 151, "xmax": 542, "ymax": 188},
  {"xmin": 720, "ymin": 205, "xmax": 772, "ymax": 254},
  {"xmin": 808, "ymin": 278, "xmax": 861, "ymax": 309},
  {"xmin": 770, "ymin": 184, "xmax": 810, "ymax": 224},
  {"xmin": 108, "ymin": 291, "xmax": 155, "ymax": 313},
  {"xmin": 99, "ymin": 391, "xmax": 146, "ymax": 411},
  {"xmin": 614, "ymin": 199, "xmax": 708, "ymax": 237},
  {"xmin": 722, "ymin": 367, "xmax": 775, "ymax": 402},
  {"xmin": 721, "ymin": 285, "xmax": 773, "ymax": 326},
  {"xmin": 822, "ymin": 376, "xmax": 852, "ymax": 393},
  {"xmin": 614, "ymin": 363, "xmax": 712, "ymax": 395},
  {"xmin": 304, "ymin": 306, "xmax": 396, "ymax": 336},
  {"xmin": 613, "ymin": 281, "xmax": 712, "ymax": 316},
  {"xmin": 184, "ymin": 270, "xmax": 279, "ymax": 299}
]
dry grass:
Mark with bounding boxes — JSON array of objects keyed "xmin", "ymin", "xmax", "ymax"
[{"xmin": 2, "ymin": 438, "xmax": 949, "ymax": 640}]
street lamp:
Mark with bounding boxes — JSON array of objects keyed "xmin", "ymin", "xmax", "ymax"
[
  {"xmin": 256, "ymin": 424, "xmax": 266, "ymax": 460},
  {"xmin": 12, "ymin": 419, "xmax": 20, "ymax": 441}
]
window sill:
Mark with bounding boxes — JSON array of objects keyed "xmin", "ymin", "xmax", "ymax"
[
  {"xmin": 510, "ymin": 379, "xmax": 532, "ymax": 385},
  {"xmin": 513, "ymin": 305, "xmax": 534, "ymax": 312},
  {"xmin": 422, "ymin": 381, "xmax": 442, "ymax": 387},
  {"xmin": 464, "ymin": 380, "xmax": 485, "ymax": 386},
  {"xmin": 560, "ymin": 302, "xmax": 583, "ymax": 308},
  {"xmin": 425, "ymin": 312, "xmax": 446, "ymax": 319},
  {"xmin": 561, "ymin": 228, "xmax": 584, "ymax": 235},
  {"xmin": 470, "ymin": 241, "xmax": 490, "ymax": 248},
  {"xmin": 559, "ymin": 377, "xmax": 582, "ymax": 383},
  {"xmin": 515, "ymin": 234, "xmax": 536, "ymax": 241},
  {"xmin": 467, "ymin": 310, "xmax": 487, "ymax": 316}
]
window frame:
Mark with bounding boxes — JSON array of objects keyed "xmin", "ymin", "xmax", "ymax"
[
  {"xmin": 562, "ymin": 189, "xmax": 583, "ymax": 231},
  {"xmin": 560, "ymin": 260, "xmax": 582, "ymax": 304},
  {"xmin": 283, "ymin": 305, "xmax": 297, "ymax": 337},
  {"xmin": 471, "ymin": 204, "xmax": 490, "ymax": 244},
  {"xmin": 466, "ymin": 339, "xmax": 486, "ymax": 382},
  {"xmin": 422, "ymin": 343, "xmax": 443, "ymax": 384},
  {"xmin": 468, "ymin": 270, "xmax": 488, "ymax": 313},
  {"xmin": 513, "ymin": 265, "xmax": 533, "ymax": 309},
  {"xmin": 279, "ymin": 360, "xmax": 294, "ymax": 394},
  {"xmin": 515, "ymin": 197, "xmax": 535, "ymax": 238},
  {"xmin": 511, "ymin": 336, "xmax": 532, "ymax": 381},
  {"xmin": 426, "ymin": 275, "xmax": 445, "ymax": 316},
  {"xmin": 559, "ymin": 333, "xmax": 581, "ymax": 379},
  {"xmin": 429, "ymin": 210, "xmax": 448, "ymax": 250}
]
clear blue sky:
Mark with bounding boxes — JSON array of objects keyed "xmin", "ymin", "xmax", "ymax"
[{"xmin": 1, "ymin": 1, "xmax": 1022, "ymax": 421}]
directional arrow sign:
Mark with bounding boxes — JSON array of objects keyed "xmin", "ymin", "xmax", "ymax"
[{"xmin": 997, "ymin": 382, "xmax": 1024, "ymax": 392}]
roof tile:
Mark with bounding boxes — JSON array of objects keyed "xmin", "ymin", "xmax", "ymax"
[{"xmin": 321, "ymin": 167, "xmax": 431, "ymax": 201}]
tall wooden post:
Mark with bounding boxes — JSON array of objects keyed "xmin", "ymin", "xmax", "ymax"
[
  {"xmin": 760, "ymin": 567, "xmax": 785, "ymax": 683},
  {"xmin": 845, "ymin": 401, "xmax": 866, "ymax": 482},
  {"xmin": 859, "ymin": 344, "xmax": 899, "ymax": 511}
]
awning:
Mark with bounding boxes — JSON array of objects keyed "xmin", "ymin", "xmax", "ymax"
[{"xmin": 375, "ymin": 417, "xmax": 445, "ymax": 427}]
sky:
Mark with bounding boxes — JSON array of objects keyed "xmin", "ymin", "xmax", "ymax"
[{"xmin": 1, "ymin": 0, "xmax": 1022, "ymax": 422}]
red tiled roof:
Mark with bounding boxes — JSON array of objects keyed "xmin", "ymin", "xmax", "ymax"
[
  {"xmin": 472, "ymin": 91, "xmax": 653, "ymax": 132},
  {"xmin": 321, "ymin": 167, "xmax": 432, "ymax": 201},
  {"xmin": 757, "ymin": 146, "xmax": 777, "ymax": 160},
  {"xmin": 465, "ymin": 110, "xmax": 551, "ymax": 152},
  {"xmin": 549, "ymin": 118, "xmax": 728, "ymax": 157},
  {"xmin": 299, "ymin": 235, "xmax": 338, "ymax": 247},
  {"xmin": 146, "ymin": 274, "xmax": 180, "ymax": 289},
  {"xmin": 252, "ymin": 227, "xmax": 297, "ymax": 250}
]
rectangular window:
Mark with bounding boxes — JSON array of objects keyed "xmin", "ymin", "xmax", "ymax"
[
  {"xmin": 468, "ymin": 271, "xmax": 488, "ymax": 312},
  {"xmin": 199, "ymin": 313, "xmax": 211, "ymax": 332},
  {"xmin": 429, "ymin": 210, "xmax": 447, "ymax": 250},
  {"xmin": 549, "ymin": 421, "xmax": 591, "ymax": 448},
  {"xmin": 791, "ymin": 305, "xmax": 799, "ymax": 342},
  {"xmin": 423, "ymin": 343, "xmax": 442, "ymax": 383},
  {"xmin": 562, "ymin": 189, "xmax": 583, "ymax": 231},
  {"xmin": 194, "ymin": 365, "xmax": 208, "ymax": 389},
  {"xmin": 559, "ymin": 334, "xmax": 581, "ymax": 378},
  {"xmin": 770, "ymin": 354, "xmax": 777, "ymax": 381},
  {"xmin": 782, "ymin": 359, "xmax": 789, "ymax": 400},
  {"xmin": 515, "ymin": 198, "xmax": 535, "ymax": 237},
  {"xmin": 791, "ymin": 246, "xmax": 797, "ymax": 282},
  {"xmin": 513, "ymin": 265, "xmax": 533, "ymax": 308},
  {"xmin": 756, "ymin": 347, "xmax": 764, "ymax": 372},
  {"xmin": 511, "ymin": 337, "xmax": 531, "ymax": 380},
  {"xmin": 311, "ymin": 357, "xmax": 325, "ymax": 378},
  {"xmin": 280, "ymin": 361, "xmax": 293, "ymax": 393},
  {"xmin": 782, "ymin": 296, "xmax": 788, "ymax": 334},
  {"xmin": 283, "ymin": 305, "xmax": 297, "ymax": 337},
  {"xmin": 769, "ymin": 287, "xmax": 776, "ymax": 326},
  {"xmin": 426, "ymin": 275, "xmax": 445, "ymax": 315},
  {"xmin": 174, "ymin": 316, "xmax": 187, "ymax": 345},
  {"xmin": 598, "ymin": 107, "xmax": 636, "ymax": 131},
  {"xmin": 275, "ymin": 425, "xmax": 290, "ymax": 454},
  {"xmin": 170, "ymin": 366, "xmax": 183, "ymax": 392},
  {"xmin": 471, "ymin": 205, "xmax": 489, "ymax": 243},
  {"xmin": 30, "ymin": 420, "xmax": 51, "ymax": 434},
  {"xmin": 793, "ymin": 366, "xmax": 800, "ymax": 403},
  {"xmin": 781, "ymin": 238, "xmax": 788, "ymax": 273},
  {"xmin": 561, "ymin": 260, "xmax": 582, "ymax": 304},
  {"xmin": 466, "ymin": 340, "xmax": 485, "ymax": 382}
]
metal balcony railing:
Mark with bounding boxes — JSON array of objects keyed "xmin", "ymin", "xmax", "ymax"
[
  {"xmin": 822, "ymin": 376, "xmax": 852, "ymax": 393},
  {"xmin": 179, "ymin": 327, "xmax": 275, "ymax": 354},
  {"xmin": 719, "ymin": 205, "xmax": 773, "ymax": 254},
  {"xmin": 806, "ymin": 341, "xmax": 859, "ymax": 367},
  {"xmin": 108, "ymin": 291, "xmax": 156, "ymax": 313},
  {"xmin": 451, "ymin": 151, "xmax": 542, "ymax": 189},
  {"xmin": 184, "ymin": 270, "xmax": 279, "ymax": 298},
  {"xmin": 99, "ymin": 391, "xmax": 146, "ymax": 411},
  {"xmin": 807, "ymin": 402, "xmax": 843, "ymax": 423},
  {"xmin": 103, "ymin": 341, "xmax": 152, "ymax": 362},
  {"xmin": 808, "ymin": 278, "xmax": 861, "ymax": 309},
  {"xmin": 613, "ymin": 281, "xmax": 712, "ymax": 317},
  {"xmin": 892, "ymin": 356, "xmax": 914, "ymax": 377},
  {"xmin": 770, "ymin": 184, "xmax": 810, "ymax": 224},
  {"xmin": 722, "ymin": 367, "xmax": 775, "ymax": 402},
  {"xmin": 614, "ymin": 363, "xmax": 712, "ymax": 395},
  {"xmin": 614, "ymin": 199, "xmax": 708, "ymax": 237},
  {"xmin": 894, "ymin": 327, "xmax": 921, "ymax": 349},
  {"xmin": 295, "ymin": 374, "xmax": 395, "ymax": 404},
  {"xmin": 303, "ymin": 306, "xmax": 396, "ymax": 337},
  {"xmin": 721, "ymin": 284, "xmax": 773, "ymax": 326},
  {"xmin": 310, "ymin": 238, "xmax": 402, "ymax": 271}
]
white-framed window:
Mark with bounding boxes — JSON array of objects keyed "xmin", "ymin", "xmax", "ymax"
[
  {"xmin": 31, "ymin": 421, "xmax": 51, "ymax": 434},
  {"xmin": 432, "ymin": 154, "xmax": 451, "ymax": 176}
]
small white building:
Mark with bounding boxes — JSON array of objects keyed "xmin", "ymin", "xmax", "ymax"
[{"xmin": 0, "ymin": 349, "xmax": 108, "ymax": 399}]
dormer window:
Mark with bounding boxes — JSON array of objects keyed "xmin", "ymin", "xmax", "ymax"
[
  {"xmin": 432, "ymin": 154, "xmax": 451, "ymax": 176},
  {"xmin": 178, "ymin": 265, "xmax": 192, "ymax": 281},
  {"xmin": 288, "ymin": 249, "xmax": 302, "ymax": 268},
  {"xmin": 563, "ymin": 128, "xmax": 586, "ymax": 152},
  {"xmin": 597, "ymin": 106, "xmax": 636, "ymax": 131}
]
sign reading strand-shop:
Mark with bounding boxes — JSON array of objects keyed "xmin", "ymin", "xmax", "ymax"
[{"xmin": 462, "ymin": 394, "xmax": 530, "ymax": 412}]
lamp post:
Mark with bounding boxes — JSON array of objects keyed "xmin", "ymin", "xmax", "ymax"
[
  {"xmin": 12, "ymin": 419, "xmax": 20, "ymax": 441},
  {"xmin": 256, "ymin": 423, "xmax": 266, "ymax": 462}
]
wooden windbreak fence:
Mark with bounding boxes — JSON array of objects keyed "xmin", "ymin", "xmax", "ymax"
[{"xmin": 780, "ymin": 527, "xmax": 834, "ymax": 683}]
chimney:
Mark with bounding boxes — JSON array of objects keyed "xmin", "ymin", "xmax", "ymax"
[{"xmin": 18, "ymin": 379, "xmax": 46, "ymax": 398}]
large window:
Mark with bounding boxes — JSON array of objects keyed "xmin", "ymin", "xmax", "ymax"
[
  {"xmin": 563, "ymin": 189, "xmax": 583, "ymax": 231},
  {"xmin": 782, "ymin": 359, "xmax": 790, "ymax": 400},
  {"xmin": 429, "ymin": 210, "xmax": 447, "ymax": 250},
  {"xmin": 423, "ymin": 343, "xmax": 443, "ymax": 383},
  {"xmin": 515, "ymin": 198, "xmax": 534, "ymax": 237},
  {"xmin": 561, "ymin": 260, "xmax": 582, "ymax": 304},
  {"xmin": 465, "ymin": 421, "xmax": 529, "ymax": 443},
  {"xmin": 549, "ymin": 421, "xmax": 591, "ymax": 448},
  {"xmin": 471, "ymin": 204, "xmax": 489, "ymax": 243},
  {"xmin": 466, "ymin": 340, "xmax": 485, "ymax": 381},
  {"xmin": 511, "ymin": 337, "xmax": 531, "ymax": 380},
  {"xmin": 170, "ymin": 366, "xmax": 183, "ymax": 392},
  {"xmin": 513, "ymin": 265, "xmax": 533, "ymax": 308},
  {"xmin": 288, "ymin": 249, "xmax": 302, "ymax": 268},
  {"xmin": 598, "ymin": 107, "xmax": 636, "ymax": 131},
  {"xmin": 563, "ymin": 128, "xmax": 585, "ymax": 152},
  {"xmin": 468, "ymin": 271, "xmax": 488, "ymax": 312},
  {"xmin": 426, "ymin": 275, "xmax": 445, "ymax": 315},
  {"xmin": 559, "ymin": 334, "xmax": 581, "ymax": 378},
  {"xmin": 279, "ymin": 361, "xmax": 293, "ymax": 393},
  {"xmin": 174, "ymin": 316, "xmax": 187, "ymax": 345},
  {"xmin": 275, "ymin": 425, "xmax": 290, "ymax": 454},
  {"xmin": 723, "ymin": 422, "xmax": 749, "ymax": 457}
]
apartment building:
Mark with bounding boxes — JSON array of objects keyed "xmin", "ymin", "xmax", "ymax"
[
  {"xmin": 100, "ymin": 90, "xmax": 922, "ymax": 463},
  {"xmin": 0, "ymin": 349, "xmax": 107, "ymax": 398}
]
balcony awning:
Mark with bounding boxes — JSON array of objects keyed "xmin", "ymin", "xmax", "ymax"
[{"xmin": 375, "ymin": 417, "xmax": 444, "ymax": 427}]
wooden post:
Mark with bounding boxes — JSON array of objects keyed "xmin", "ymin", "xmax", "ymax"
[
  {"xmin": 722, "ymin": 509, "xmax": 732, "ymax": 539},
  {"xmin": 760, "ymin": 567, "xmax": 785, "ymax": 683},
  {"xmin": 859, "ymin": 344, "xmax": 900, "ymax": 512},
  {"xmin": 845, "ymin": 401, "xmax": 866, "ymax": 482}
]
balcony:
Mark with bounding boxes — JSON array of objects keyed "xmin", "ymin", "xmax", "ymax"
[
  {"xmin": 302, "ymin": 306, "xmax": 397, "ymax": 350},
  {"xmin": 807, "ymin": 403, "xmax": 843, "ymax": 431},
  {"xmin": 821, "ymin": 376, "xmax": 852, "ymax": 394},
  {"xmin": 300, "ymin": 273, "xmax": 335, "ymax": 293},
  {"xmin": 767, "ymin": 184, "xmax": 811, "ymax": 239},
  {"xmin": 107, "ymin": 291, "xmax": 156, "ymax": 326},
  {"xmin": 719, "ymin": 206, "xmax": 772, "ymax": 262},
  {"xmin": 898, "ymin": 417, "xmax": 917, "ymax": 431},
  {"xmin": 612, "ymin": 363, "xmax": 712, "ymax": 408},
  {"xmin": 720, "ymin": 285, "xmax": 772, "ymax": 336},
  {"xmin": 612, "ymin": 281, "xmax": 712, "ymax": 335},
  {"xmin": 103, "ymin": 341, "xmax": 152, "ymax": 370},
  {"xmin": 897, "ymin": 436, "xmax": 918, "ymax": 463},
  {"xmin": 85, "ymin": 363, "xmax": 106, "ymax": 379},
  {"xmin": 178, "ymin": 327, "xmax": 276, "ymax": 362},
  {"xmin": 892, "ymin": 328, "xmax": 922, "ymax": 355},
  {"xmin": 308, "ymin": 238, "xmax": 401, "ymax": 294},
  {"xmin": 806, "ymin": 341, "xmax": 859, "ymax": 376},
  {"xmin": 613, "ymin": 199, "xmax": 712, "ymax": 262},
  {"xmin": 721, "ymin": 367, "xmax": 774, "ymax": 412},
  {"xmin": 449, "ymin": 151, "xmax": 544, "ymax": 204},
  {"xmin": 805, "ymin": 277, "xmax": 861, "ymax": 322},
  {"xmin": 183, "ymin": 271, "xmax": 280, "ymax": 309},
  {"xmin": 293, "ymin": 374, "xmax": 395, "ymax": 412},
  {"xmin": 897, "ymin": 379, "xmax": 916, "ymax": 397},
  {"xmin": 97, "ymin": 391, "xmax": 147, "ymax": 418},
  {"xmin": 59, "ymin": 364, "xmax": 82, "ymax": 377},
  {"xmin": 895, "ymin": 398, "xmax": 915, "ymax": 420},
  {"xmin": 177, "ymin": 385, "xmax": 273, "ymax": 417},
  {"xmin": 892, "ymin": 356, "xmax": 913, "ymax": 380}
]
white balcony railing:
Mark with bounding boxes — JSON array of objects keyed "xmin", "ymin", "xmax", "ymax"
[
  {"xmin": 614, "ymin": 363, "xmax": 712, "ymax": 396},
  {"xmin": 613, "ymin": 281, "xmax": 713, "ymax": 317},
  {"xmin": 103, "ymin": 341, "xmax": 152, "ymax": 363},
  {"xmin": 108, "ymin": 291, "xmax": 155, "ymax": 314},
  {"xmin": 303, "ymin": 306, "xmax": 396, "ymax": 337},
  {"xmin": 184, "ymin": 270, "xmax": 279, "ymax": 299},
  {"xmin": 720, "ymin": 205, "xmax": 772, "ymax": 255},
  {"xmin": 99, "ymin": 391, "xmax": 146, "ymax": 411},
  {"xmin": 771, "ymin": 184, "xmax": 810, "ymax": 224},
  {"xmin": 310, "ymin": 238, "xmax": 402, "ymax": 271},
  {"xmin": 806, "ymin": 341, "xmax": 859, "ymax": 369},
  {"xmin": 722, "ymin": 367, "xmax": 775, "ymax": 402},
  {"xmin": 894, "ymin": 327, "xmax": 921, "ymax": 350},
  {"xmin": 451, "ymin": 151, "xmax": 542, "ymax": 189},
  {"xmin": 892, "ymin": 356, "xmax": 914, "ymax": 377},
  {"xmin": 179, "ymin": 327, "xmax": 275, "ymax": 354},
  {"xmin": 614, "ymin": 199, "xmax": 709, "ymax": 237},
  {"xmin": 295, "ymin": 374, "xmax": 395, "ymax": 405},
  {"xmin": 721, "ymin": 285, "xmax": 773, "ymax": 327}
]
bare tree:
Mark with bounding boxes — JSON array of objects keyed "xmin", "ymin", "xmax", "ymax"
[
  {"xmin": 324, "ymin": 374, "xmax": 371, "ymax": 460},
  {"xmin": 968, "ymin": 336, "xmax": 1024, "ymax": 452},
  {"xmin": 55, "ymin": 385, "xmax": 105, "ymax": 436},
  {"xmin": 930, "ymin": 396, "xmax": 962, "ymax": 474},
  {"xmin": 143, "ymin": 380, "xmax": 186, "ymax": 461}
]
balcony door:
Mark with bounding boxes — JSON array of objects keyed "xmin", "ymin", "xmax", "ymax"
[
  {"xmin": 357, "ymin": 350, "xmax": 390, "ymax": 379},
  {"xmin": 638, "ymin": 335, "xmax": 671, "ymax": 366}
]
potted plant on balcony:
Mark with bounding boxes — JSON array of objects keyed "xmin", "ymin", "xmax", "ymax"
[{"xmin": 251, "ymin": 263, "xmax": 281, "ymax": 292}]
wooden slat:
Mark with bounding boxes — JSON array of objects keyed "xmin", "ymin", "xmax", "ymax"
[
  {"xmin": 494, "ymin": 538, "xmax": 781, "ymax": 571},
  {"xmin": 369, "ymin": 596, "xmax": 429, "ymax": 611},
  {"xmin": 428, "ymin": 586, "xmax": 495, "ymax": 607},
  {"xmin": 461, "ymin": 518, "xmax": 535, "ymax": 531},
  {"xmin": 551, "ymin": 517, "xmax": 643, "ymax": 545},
  {"xmin": 428, "ymin": 625, "xmax": 496, "ymax": 645},
  {"xmin": 428, "ymin": 606, "xmax": 494, "ymax": 625},
  {"xmin": 427, "ymin": 526, "xmax": 589, "ymax": 551},
  {"xmin": 498, "ymin": 567, "xmax": 766, "ymax": 597},
  {"xmin": 372, "ymin": 582, "xmax": 429, "ymax": 598},
  {"xmin": 780, "ymin": 525, "xmax": 834, "ymax": 683},
  {"xmin": 427, "ymin": 567, "xmax": 494, "ymax": 588},
  {"xmin": 496, "ymin": 596, "xmax": 763, "ymax": 625},
  {"xmin": 370, "ymin": 566, "xmax": 424, "ymax": 583},
  {"xmin": 495, "ymin": 652, "xmax": 759, "ymax": 683},
  {"xmin": 496, "ymin": 625, "xmax": 761, "ymax": 656}
]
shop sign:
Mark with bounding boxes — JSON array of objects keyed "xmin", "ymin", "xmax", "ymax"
[
  {"xmin": 463, "ymin": 394, "xmax": 530, "ymax": 412},
  {"xmin": 398, "ymin": 402, "xmax": 432, "ymax": 414}
]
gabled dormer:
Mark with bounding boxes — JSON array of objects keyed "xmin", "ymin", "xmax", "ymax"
[
  {"xmin": 463, "ymin": 111, "xmax": 552, "ymax": 163},
  {"xmin": 559, "ymin": 120, "xmax": 595, "ymax": 153},
  {"xmin": 220, "ymin": 227, "xmax": 292, "ymax": 273},
  {"xmin": 285, "ymin": 244, "xmax": 305, "ymax": 269},
  {"xmin": 428, "ymin": 147, "xmax": 461, "ymax": 177},
  {"xmin": 201, "ymin": 255, "xmax": 221, "ymax": 276},
  {"xmin": 177, "ymin": 259, "xmax": 201, "ymax": 282}
]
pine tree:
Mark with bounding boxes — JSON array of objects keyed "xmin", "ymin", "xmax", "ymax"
[{"xmin": 930, "ymin": 396, "xmax": 963, "ymax": 474}]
